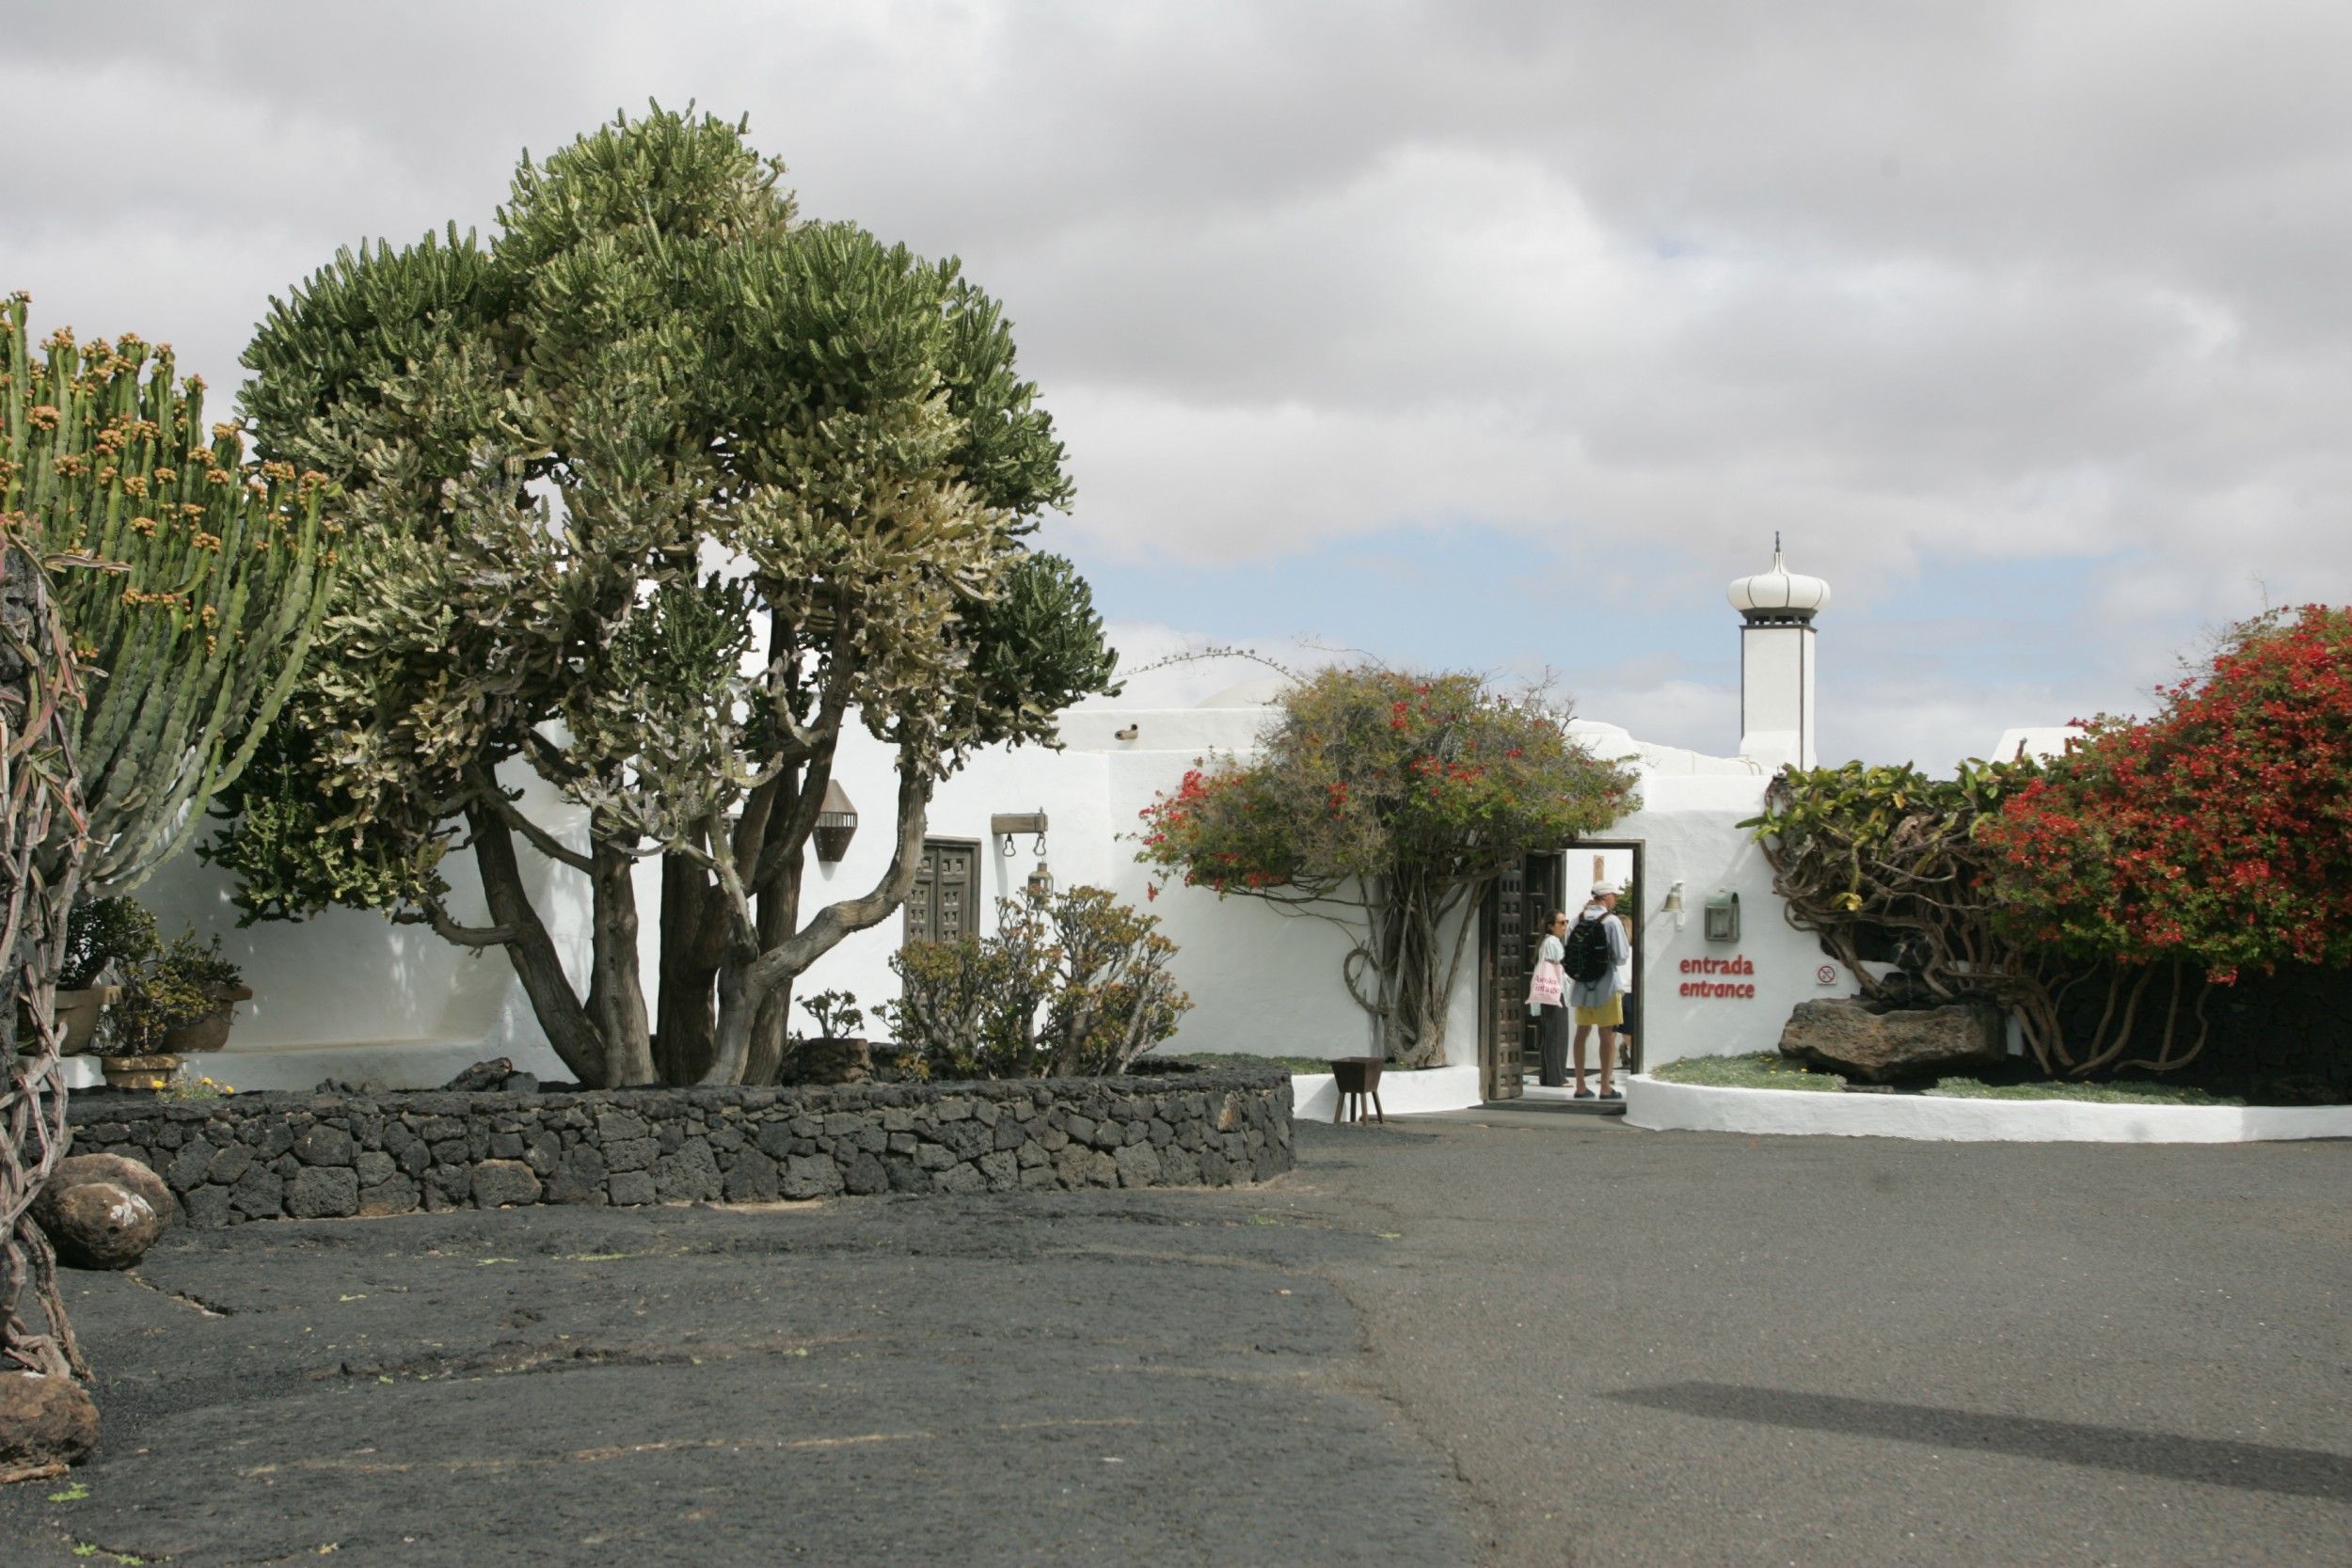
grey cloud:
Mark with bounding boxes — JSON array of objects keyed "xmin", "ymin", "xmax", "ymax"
[{"xmin": 3, "ymin": 0, "xmax": 2343, "ymax": 767}]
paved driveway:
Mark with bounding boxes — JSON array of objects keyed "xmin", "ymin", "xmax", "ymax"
[
  {"xmin": 1306, "ymin": 1112, "xmax": 2350, "ymax": 1566},
  {"xmin": 2, "ymin": 1115, "xmax": 2344, "ymax": 1566}
]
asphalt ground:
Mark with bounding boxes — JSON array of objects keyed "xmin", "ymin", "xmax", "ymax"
[{"xmin": 3, "ymin": 1116, "xmax": 2345, "ymax": 1566}]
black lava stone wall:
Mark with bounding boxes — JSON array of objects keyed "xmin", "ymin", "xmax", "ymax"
[
  {"xmin": 2051, "ymin": 962, "xmax": 2352, "ymax": 1101},
  {"xmin": 64, "ymin": 1068, "xmax": 1295, "ymax": 1227}
]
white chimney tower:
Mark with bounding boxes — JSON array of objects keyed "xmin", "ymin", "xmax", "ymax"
[{"xmin": 1726, "ymin": 535, "xmax": 1830, "ymax": 771}]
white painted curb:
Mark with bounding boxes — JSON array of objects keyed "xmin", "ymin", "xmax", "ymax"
[
  {"xmin": 1292, "ymin": 1063, "xmax": 1484, "ymax": 1121},
  {"xmin": 1624, "ymin": 1074, "xmax": 2352, "ymax": 1144}
]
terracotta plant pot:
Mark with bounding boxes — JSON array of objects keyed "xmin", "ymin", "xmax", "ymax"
[
  {"xmin": 51, "ymin": 986, "xmax": 119, "ymax": 1056},
  {"xmin": 101, "ymin": 1053, "xmax": 182, "ymax": 1092},
  {"xmin": 161, "ymin": 984, "xmax": 253, "ymax": 1054}
]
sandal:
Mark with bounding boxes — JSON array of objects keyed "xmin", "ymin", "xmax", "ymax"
[
  {"xmin": 1597, "ymin": 1088, "xmax": 1623, "ymax": 1101},
  {"xmin": 1572, "ymin": 1088, "xmax": 1596, "ymax": 1100}
]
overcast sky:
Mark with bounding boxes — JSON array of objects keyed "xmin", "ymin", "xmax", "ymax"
[{"xmin": 6, "ymin": 1, "xmax": 2346, "ymax": 765}]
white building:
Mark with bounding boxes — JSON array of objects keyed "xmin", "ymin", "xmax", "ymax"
[{"xmin": 126, "ymin": 546, "xmax": 1864, "ymax": 1101}]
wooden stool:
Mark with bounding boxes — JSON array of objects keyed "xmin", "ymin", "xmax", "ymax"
[{"xmin": 1330, "ymin": 1056, "xmax": 1386, "ymax": 1124}]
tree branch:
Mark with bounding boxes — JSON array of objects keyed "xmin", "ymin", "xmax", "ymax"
[
  {"xmin": 395, "ymin": 905, "xmax": 519, "ymax": 948},
  {"xmin": 486, "ymin": 788, "xmax": 595, "ymax": 873}
]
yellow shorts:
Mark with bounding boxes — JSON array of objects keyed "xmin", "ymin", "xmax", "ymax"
[{"xmin": 1572, "ymin": 995, "xmax": 1624, "ymax": 1028}]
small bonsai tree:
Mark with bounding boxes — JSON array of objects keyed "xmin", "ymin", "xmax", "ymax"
[
  {"xmin": 795, "ymin": 990, "xmax": 866, "ymax": 1042},
  {"xmin": 57, "ymin": 897, "xmax": 158, "ymax": 992},
  {"xmin": 886, "ymin": 886, "xmax": 1192, "ymax": 1079}
]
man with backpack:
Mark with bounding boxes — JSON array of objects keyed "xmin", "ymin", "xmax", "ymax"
[{"xmin": 1562, "ymin": 881, "xmax": 1632, "ymax": 1100}]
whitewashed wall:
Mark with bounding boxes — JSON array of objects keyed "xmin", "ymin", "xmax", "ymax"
[
  {"xmin": 807, "ymin": 704, "xmax": 1478, "ymax": 1067},
  {"xmin": 1611, "ymin": 770, "xmax": 1859, "ymax": 1066},
  {"xmin": 138, "ymin": 699, "xmax": 1474, "ymax": 1087},
  {"xmin": 136, "ymin": 693, "xmax": 1815, "ymax": 1088},
  {"xmin": 127, "ymin": 770, "xmax": 575, "ymax": 1089}
]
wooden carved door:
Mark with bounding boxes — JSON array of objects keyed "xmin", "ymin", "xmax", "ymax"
[
  {"xmin": 1481, "ymin": 863, "xmax": 1529, "ymax": 1100},
  {"xmin": 1481, "ymin": 853, "xmax": 1570, "ymax": 1100},
  {"xmin": 904, "ymin": 839, "xmax": 979, "ymax": 946}
]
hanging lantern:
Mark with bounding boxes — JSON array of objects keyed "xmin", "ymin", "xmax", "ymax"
[
  {"xmin": 813, "ymin": 781, "xmax": 858, "ymax": 863},
  {"xmin": 1025, "ymin": 860, "xmax": 1056, "ymax": 903}
]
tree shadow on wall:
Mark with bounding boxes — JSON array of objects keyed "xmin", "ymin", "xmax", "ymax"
[{"xmin": 1605, "ymin": 1383, "xmax": 2351, "ymax": 1502}]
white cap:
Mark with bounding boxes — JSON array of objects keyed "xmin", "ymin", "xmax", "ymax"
[
  {"xmin": 1591, "ymin": 880, "xmax": 1620, "ymax": 898},
  {"xmin": 1727, "ymin": 535, "xmax": 1831, "ymax": 625}
]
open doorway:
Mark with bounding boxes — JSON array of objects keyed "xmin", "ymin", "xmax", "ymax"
[{"xmin": 1479, "ymin": 839, "xmax": 1645, "ymax": 1102}]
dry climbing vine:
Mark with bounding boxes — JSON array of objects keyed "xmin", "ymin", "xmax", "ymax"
[{"xmin": 0, "ymin": 533, "xmax": 94, "ymax": 1381}]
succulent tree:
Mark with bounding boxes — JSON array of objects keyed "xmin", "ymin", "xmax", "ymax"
[
  {"xmin": 210, "ymin": 107, "xmax": 1117, "ymax": 1087},
  {"xmin": 0, "ymin": 293, "xmax": 335, "ymax": 898}
]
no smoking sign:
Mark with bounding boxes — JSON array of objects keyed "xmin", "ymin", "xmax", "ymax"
[{"xmin": 1816, "ymin": 964, "xmax": 1839, "ymax": 986}]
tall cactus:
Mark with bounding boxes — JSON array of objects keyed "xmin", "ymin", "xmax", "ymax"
[{"xmin": 0, "ymin": 293, "xmax": 336, "ymax": 896}]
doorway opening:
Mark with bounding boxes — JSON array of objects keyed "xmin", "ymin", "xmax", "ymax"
[{"xmin": 1479, "ymin": 839, "xmax": 1645, "ymax": 1102}]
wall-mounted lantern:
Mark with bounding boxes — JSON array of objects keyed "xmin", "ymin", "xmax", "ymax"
[
  {"xmin": 992, "ymin": 810, "xmax": 1048, "ymax": 858},
  {"xmin": 1704, "ymin": 891, "xmax": 1740, "ymax": 942},
  {"xmin": 813, "ymin": 780, "xmax": 858, "ymax": 863},
  {"xmin": 1661, "ymin": 879, "xmax": 1688, "ymax": 931}
]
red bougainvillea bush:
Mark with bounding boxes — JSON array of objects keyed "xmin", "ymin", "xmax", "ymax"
[
  {"xmin": 1974, "ymin": 606, "xmax": 2352, "ymax": 1070},
  {"xmin": 1754, "ymin": 607, "xmax": 2350, "ymax": 1079},
  {"xmin": 1135, "ymin": 666, "xmax": 1634, "ymax": 1067},
  {"xmin": 1983, "ymin": 606, "xmax": 2352, "ymax": 978}
]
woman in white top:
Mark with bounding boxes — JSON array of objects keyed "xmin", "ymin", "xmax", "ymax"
[{"xmin": 1527, "ymin": 910, "xmax": 1571, "ymax": 1086}]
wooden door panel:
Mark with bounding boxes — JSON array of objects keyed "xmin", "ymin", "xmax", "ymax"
[
  {"xmin": 905, "ymin": 839, "xmax": 980, "ymax": 946},
  {"xmin": 1486, "ymin": 863, "xmax": 1527, "ymax": 1099}
]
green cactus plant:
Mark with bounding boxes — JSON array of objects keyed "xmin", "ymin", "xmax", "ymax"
[{"xmin": 0, "ymin": 292, "xmax": 337, "ymax": 896}]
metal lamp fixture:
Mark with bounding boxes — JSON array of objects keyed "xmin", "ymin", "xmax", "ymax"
[
  {"xmin": 1661, "ymin": 879, "xmax": 1687, "ymax": 931},
  {"xmin": 1705, "ymin": 890, "xmax": 1740, "ymax": 942},
  {"xmin": 1025, "ymin": 860, "xmax": 1056, "ymax": 902},
  {"xmin": 813, "ymin": 780, "xmax": 858, "ymax": 863}
]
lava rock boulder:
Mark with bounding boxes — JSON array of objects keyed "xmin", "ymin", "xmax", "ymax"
[
  {"xmin": 1778, "ymin": 997, "xmax": 2007, "ymax": 1084},
  {"xmin": 51, "ymin": 1151, "xmax": 177, "ymax": 1226},
  {"xmin": 0, "ymin": 1371, "xmax": 98, "ymax": 1482},
  {"xmin": 34, "ymin": 1179, "xmax": 167, "ymax": 1270}
]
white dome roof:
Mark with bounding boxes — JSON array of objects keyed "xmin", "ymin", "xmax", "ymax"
[{"xmin": 1727, "ymin": 538, "xmax": 1831, "ymax": 624}]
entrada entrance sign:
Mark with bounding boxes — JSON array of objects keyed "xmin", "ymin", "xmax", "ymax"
[{"xmin": 1677, "ymin": 956, "xmax": 1757, "ymax": 1000}]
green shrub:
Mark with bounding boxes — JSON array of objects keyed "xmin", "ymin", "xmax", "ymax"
[
  {"xmin": 104, "ymin": 932, "xmax": 243, "ymax": 1056},
  {"xmin": 59, "ymin": 897, "xmax": 159, "ymax": 990},
  {"xmin": 885, "ymin": 886, "xmax": 1192, "ymax": 1079}
]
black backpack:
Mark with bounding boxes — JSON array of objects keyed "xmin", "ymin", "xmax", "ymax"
[{"xmin": 1562, "ymin": 911, "xmax": 1615, "ymax": 984}]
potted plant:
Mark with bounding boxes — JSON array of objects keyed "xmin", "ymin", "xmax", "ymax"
[
  {"xmin": 156, "ymin": 933, "xmax": 251, "ymax": 1053},
  {"xmin": 102, "ymin": 933, "xmax": 247, "ymax": 1090},
  {"xmin": 785, "ymin": 989, "xmax": 871, "ymax": 1085},
  {"xmin": 50, "ymin": 897, "xmax": 158, "ymax": 1056}
]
